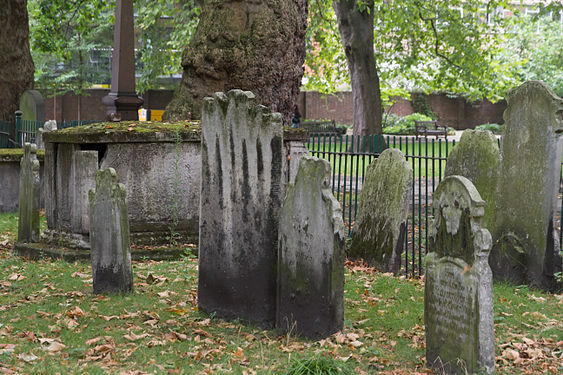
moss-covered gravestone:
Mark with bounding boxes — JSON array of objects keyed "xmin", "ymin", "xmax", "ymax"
[
  {"xmin": 198, "ymin": 90, "xmax": 283, "ymax": 328},
  {"xmin": 17, "ymin": 143, "xmax": 40, "ymax": 243},
  {"xmin": 276, "ymin": 156, "xmax": 345, "ymax": 339},
  {"xmin": 88, "ymin": 168, "xmax": 133, "ymax": 294},
  {"xmin": 492, "ymin": 81, "xmax": 563, "ymax": 291},
  {"xmin": 425, "ymin": 175, "xmax": 494, "ymax": 375},
  {"xmin": 349, "ymin": 148, "xmax": 412, "ymax": 274},
  {"xmin": 445, "ymin": 130, "xmax": 499, "ymax": 233}
]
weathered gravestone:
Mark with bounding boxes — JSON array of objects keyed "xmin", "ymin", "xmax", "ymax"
[
  {"xmin": 88, "ymin": 168, "xmax": 133, "ymax": 294},
  {"xmin": 198, "ymin": 90, "xmax": 283, "ymax": 327},
  {"xmin": 36, "ymin": 120, "xmax": 57, "ymax": 149},
  {"xmin": 445, "ymin": 130, "xmax": 499, "ymax": 232},
  {"xmin": 276, "ymin": 155, "xmax": 345, "ymax": 339},
  {"xmin": 492, "ymin": 81, "xmax": 563, "ymax": 291},
  {"xmin": 425, "ymin": 175, "xmax": 494, "ymax": 375},
  {"xmin": 349, "ymin": 148, "xmax": 412, "ymax": 274},
  {"xmin": 19, "ymin": 90, "xmax": 45, "ymax": 123},
  {"xmin": 17, "ymin": 143, "xmax": 40, "ymax": 243}
]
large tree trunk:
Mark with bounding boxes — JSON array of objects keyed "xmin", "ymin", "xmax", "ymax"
[
  {"xmin": 0, "ymin": 0, "xmax": 34, "ymax": 122},
  {"xmin": 164, "ymin": 0, "xmax": 308, "ymax": 125},
  {"xmin": 333, "ymin": 0, "xmax": 383, "ymax": 137}
]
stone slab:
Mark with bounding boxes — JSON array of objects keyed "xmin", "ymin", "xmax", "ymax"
[
  {"xmin": 17, "ymin": 143, "xmax": 40, "ymax": 243},
  {"xmin": 276, "ymin": 155, "xmax": 345, "ymax": 339}
]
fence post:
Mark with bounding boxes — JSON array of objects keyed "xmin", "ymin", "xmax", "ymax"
[{"xmin": 14, "ymin": 110, "xmax": 22, "ymax": 146}]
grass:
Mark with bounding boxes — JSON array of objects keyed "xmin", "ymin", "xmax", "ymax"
[
  {"xmin": 307, "ymin": 134, "xmax": 455, "ymax": 179},
  {"xmin": 0, "ymin": 212, "xmax": 562, "ymax": 374}
]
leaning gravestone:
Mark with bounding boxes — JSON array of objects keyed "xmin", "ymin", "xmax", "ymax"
[
  {"xmin": 425, "ymin": 175, "xmax": 494, "ymax": 375},
  {"xmin": 445, "ymin": 130, "xmax": 499, "ymax": 233},
  {"xmin": 17, "ymin": 143, "xmax": 41, "ymax": 243},
  {"xmin": 492, "ymin": 81, "xmax": 563, "ymax": 291},
  {"xmin": 349, "ymin": 148, "xmax": 412, "ymax": 274},
  {"xmin": 276, "ymin": 156, "xmax": 345, "ymax": 339},
  {"xmin": 198, "ymin": 90, "xmax": 283, "ymax": 327},
  {"xmin": 88, "ymin": 168, "xmax": 133, "ymax": 294},
  {"xmin": 19, "ymin": 90, "xmax": 45, "ymax": 123}
]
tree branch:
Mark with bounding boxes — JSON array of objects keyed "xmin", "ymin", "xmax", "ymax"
[{"xmin": 417, "ymin": 9, "xmax": 463, "ymax": 71}]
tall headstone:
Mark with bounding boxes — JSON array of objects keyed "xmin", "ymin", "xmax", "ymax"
[
  {"xmin": 492, "ymin": 81, "xmax": 563, "ymax": 291},
  {"xmin": 276, "ymin": 156, "xmax": 345, "ymax": 339},
  {"xmin": 198, "ymin": 90, "xmax": 283, "ymax": 327},
  {"xmin": 349, "ymin": 148, "xmax": 412, "ymax": 274},
  {"xmin": 425, "ymin": 175, "xmax": 494, "ymax": 375},
  {"xmin": 17, "ymin": 143, "xmax": 40, "ymax": 243},
  {"xmin": 88, "ymin": 168, "xmax": 133, "ymax": 294},
  {"xmin": 19, "ymin": 90, "xmax": 45, "ymax": 123},
  {"xmin": 445, "ymin": 130, "xmax": 499, "ymax": 232}
]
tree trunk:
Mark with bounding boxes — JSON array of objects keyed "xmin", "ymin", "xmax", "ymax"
[
  {"xmin": 0, "ymin": 0, "xmax": 34, "ymax": 122},
  {"xmin": 333, "ymin": 0, "xmax": 383, "ymax": 137},
  {"xmin": 164, "ymin": 0, "xmax": 308, "ymax": 125}
]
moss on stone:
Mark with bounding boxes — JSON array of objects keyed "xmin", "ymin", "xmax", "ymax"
[{"xmin": 0, "ymin": 148, "xmax": 45, "ymax": 162}]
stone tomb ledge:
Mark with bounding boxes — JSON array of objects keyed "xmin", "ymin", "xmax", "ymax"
[
  {"xmin": 14, "ymin": 242, "xmax": 185, "ymax": 262},
  {"xmin": 34, "ymin": 121, "xmax": 309, "ymax": 261}
]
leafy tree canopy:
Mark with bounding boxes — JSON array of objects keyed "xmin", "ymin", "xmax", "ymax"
[{"xmin": 305, "ymin": 0, "xmax": 562, "ymax": 103}]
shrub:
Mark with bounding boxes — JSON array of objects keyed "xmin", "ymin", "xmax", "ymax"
[
  {"xmin": 382, "ymin": 113, "xmax": 434, "ymax": 135},
  {"xmin": 475, "ymin": 123, "xmax": 504, "ymax": 134}
]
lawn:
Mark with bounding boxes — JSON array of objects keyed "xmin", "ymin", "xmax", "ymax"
[
  {"xmin": 306, "ymin": 134, "xmax": 456, "ymax": 179},
  {"xmin": 0, "ymin": 212, "xmax": 561, "ymax": 374}
]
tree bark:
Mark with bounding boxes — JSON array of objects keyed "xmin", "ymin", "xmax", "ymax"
[
  {"xmin": 0, "ymin": 0, "xmax": 34, "ymax": 122},
  {"xmin": 164, "ymin": 0, "xmax": 308, "ymax": 125},
  {"xmin": 333, "ymin": 0, "xmax": 383, "ymax": 137}
]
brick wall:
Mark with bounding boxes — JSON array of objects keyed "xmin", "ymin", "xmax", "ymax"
[
  {"xmin": 299, "ymin": 91, "xmax": 506, "ymax": 130},
  {"xmin": 43, "ymin": 88, "xmax": 506, "ymax": 130}
]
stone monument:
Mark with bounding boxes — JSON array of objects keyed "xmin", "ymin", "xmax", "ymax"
[
  {"xmin": 198, "ymin": 90, "xmax": 283, "ymax": 328},
  {"xmin": 349, "ymin": 148, "xmax": 412, "ymax": 274},
  {"xmin": 276, "ymin": 156, "xmax": 345, "ymax": 339},
  {"xmin": 492, "ymin": 81, "xmax": 563, "ymax": 291},
  {"xmin": 88, "ymin": 168, "xmax": 133, "ymax": 294},
  {"xmin": 445, "ymin": 130, "xmax": 499, "ymax": 232},
  {"xmin": 19, "ymin": 90, "xmax": 45, "ymax": 123},
  {"xmin": 17, "ymin": 143, "xmax": 40, "ymax": 243},
  {"xmin": 425, "ymin": 175, "xmax": 494, "ymax": 375}
]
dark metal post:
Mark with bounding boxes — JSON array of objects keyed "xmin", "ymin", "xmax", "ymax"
[
  {"xmin": 14, "ymin": 110, "xmax": 22, "ymax": 146},
  {"xmin": 102, "ymin": 0, "xmax": 143, "ymax": 120}
]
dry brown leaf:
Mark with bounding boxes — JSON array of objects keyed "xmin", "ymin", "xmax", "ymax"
[
  {"xmin": 124, "ymin": 332, "xmax": 150, "ymax": 341},
  {"xmin": 193, "ymin": 328, "xmax": 212, "ymax": 337},
  {"xmin": 66, "ymin": 306, "xmax": 85, "ymax": 319},
  {"xmin": 86, "ymin": 337, "xmax": 102, "ymax": 346},
  {"xmin": 39, "ymin": 338, "xmax": 66, "ymax": 352},
  {"xmin": 17, "ymin": 353, "xmax": 39, "ymax": 363}
]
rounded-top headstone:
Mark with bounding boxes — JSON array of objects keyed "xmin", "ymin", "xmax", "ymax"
[{"xmin": 19, "ymin": 90, "xmax": 45, "ymax": 123}]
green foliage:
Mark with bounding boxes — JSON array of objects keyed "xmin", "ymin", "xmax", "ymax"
[
  {"xmin": 411, "ymin": 93, "xmax": 436, "ymax": 120},
  {"xmin": 475, "ymin": 123, "xmax": 504, "ymax": 134},
  {"xmin": 500, "ymin": 15, "xmax": 563, "ymax": 97},
  {"xmin": 306, "ymin": 0, "xmax": 520, "ymax": 102},
  {"xmin": 135, "ymin": 0, "xmax": 200, "ymax": 93},
  {"xmin": 284, "ymin": 353, "xmax": 353, "ymax": 375},
  {"xmin": 383, "ymin": 113, "xmax": 433, "ymax": 135},
  {"xmin": 28, "ymin": 0, "xmax": 113, "ymax": 98}
]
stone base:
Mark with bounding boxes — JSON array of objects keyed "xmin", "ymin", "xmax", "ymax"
[{"xmin": 14, "ymin": 242, "xmax": 193, "ymax": 262}]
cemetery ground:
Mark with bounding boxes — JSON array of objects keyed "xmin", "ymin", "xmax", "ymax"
[{"xmin": 0, "ymin": 212, "xmax": 561, "ymax": 374}]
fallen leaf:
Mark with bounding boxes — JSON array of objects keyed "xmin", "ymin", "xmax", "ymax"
[
  {"xmin": 124, "ymin": 332, "xmax": 150, "ymax": 341},
  {"xmin": 86, "ymin": 337, "xmax": 102, "ymax": 346},
  {"xmin": 39, "ymin": 338, "xmax": 66, "ymax": 352},
  {"xmin": 17, "ymin": 353, "xmax": 39, "ymax": 363},
  {"xmin": 193, "ymin": 328, "xmax": 212, "ymax": 337}
]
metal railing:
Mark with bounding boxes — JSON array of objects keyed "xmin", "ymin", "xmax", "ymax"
[{"xmin": 0, "ymin": 113, "xmax": 99, "ymax": 148}]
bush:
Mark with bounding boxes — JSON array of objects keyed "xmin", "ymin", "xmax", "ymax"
[
  {"xmin": 475, "ymin": 123, "xmax": 504, "ymax": 134},
  {"xmin": 382, "ymin": 113, "xmax": 434, "ymax": 135}
]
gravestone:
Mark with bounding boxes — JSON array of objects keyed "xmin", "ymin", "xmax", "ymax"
[
  {"xmin": 349, "ymin": 148, "xmax": 412, "ymax": 274},
  {"xmin": 198, "ymin": 90, "xmax": 283, "ymax": 327},
  {"xmin": 445, "ymin": 130, "xmax": 499, "ymax": 232},
  {"xmin": 36, "ymin": 120, "xmax": 57, "ymax": 149},
  {"xmin": 276, "ymin": 156, "xmax": 345, "ymax": 339},
  {"xmin": 19, "ymin": 90, "xmax": 45, "ymax": 123},
  {"xmin": 17, "ymin": 143, "xmax": 40, "ymax": 243},
  {"xmin": 492, "ymin": 81, "xmax": 563, "ymax": 291},
  {"xmin": 425, "ymin": 175, "xmax": 494, "ymax": 375},
  {"xmin": 88, "ymin": 168, "xmax": 133, "ymax": 294}
]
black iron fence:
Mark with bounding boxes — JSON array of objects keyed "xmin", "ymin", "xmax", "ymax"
[{"xmin": 306, "ymin": 132, "xmax": 563, "ymax": 279}]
